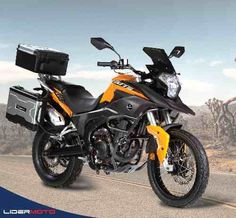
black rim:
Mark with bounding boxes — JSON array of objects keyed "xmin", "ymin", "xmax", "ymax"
[
  {"xmin": 39, "ymin": 136, "xmax": 72, "ymax": 178},
  {"xmin": 152, "ymin": 136, "xmax": 197, "ymax": 199}
]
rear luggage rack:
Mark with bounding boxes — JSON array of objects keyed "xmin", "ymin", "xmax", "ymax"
[{"xmin": 16, "ymin": 44, "xmax": 69, "ymax": 76}]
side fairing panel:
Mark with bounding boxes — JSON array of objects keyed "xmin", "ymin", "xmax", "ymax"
[
  {"xmin": 72, "ymin": 96, "xmax": 156, "ymax": 138},
  {"xmin": 100, "ymin": 82, "xmax": 147, "ymax": 103},
  {"xmin": 100, "ymin": 74, "xmax": 147, "ymax": 103},
  {"xmin": 107, "ymin": 96, "xmax": 156, "ymax": 118}
]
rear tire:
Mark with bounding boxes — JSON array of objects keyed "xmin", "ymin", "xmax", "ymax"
[
  {"xmin": 147, "ymin": 129, "xmax": 209, "ymax": 207},
  {"xmin": 32, "ymin": 129, "xmax": 83, "ymax": 188}
]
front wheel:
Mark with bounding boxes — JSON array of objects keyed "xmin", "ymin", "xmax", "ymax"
[{"xmin": 147, "ymin": 129, "xmax": 209, "ymax": 207}]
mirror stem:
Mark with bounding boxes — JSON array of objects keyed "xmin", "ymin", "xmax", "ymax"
[{"xmin": 113, "ymin": 49, "xmax": 121, "ymax": 61}]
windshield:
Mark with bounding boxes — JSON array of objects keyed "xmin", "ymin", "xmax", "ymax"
[{"xmin": 143, "ymin": 47, "xmax": 175, "ymax": 74}]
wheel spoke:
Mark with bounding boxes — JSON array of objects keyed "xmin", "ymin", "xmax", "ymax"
[
  {"xmin": 176, "ymin": 144, "xmax": 184, "ymax": 156},
  {"xmin": 42, "ymin": 138, "xmax": 69, "ymax": 175},
  {"xmin": 176, "ymin": 163, "xmax": 194, "ymax": 173},
  {"xmin": 158, "ymin": 137, "xmax": 197, "ymax": 197}
]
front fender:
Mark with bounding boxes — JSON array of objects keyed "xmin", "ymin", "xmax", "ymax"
[
  {"xmin": 146, "ymin": 125, "xmax": 170, "ymax": 163},
  {"xmin": 146, "ymin": 124, "xmax": 183, "ymax": 163},
  {"xmin": 163, "ymin": 123, "xmax": 182, "ymax": 131}
]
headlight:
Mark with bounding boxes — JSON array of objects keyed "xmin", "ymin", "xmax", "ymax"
[{"xmin": 159, "ymin": 73, "xmax": 181, "ymax": 98}]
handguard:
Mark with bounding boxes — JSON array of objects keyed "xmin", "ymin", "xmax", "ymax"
[{"xmin": 146, "ymin": 125, "xmax": 170, "ymax": 163}]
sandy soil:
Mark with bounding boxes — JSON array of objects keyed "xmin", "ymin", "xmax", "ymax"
[
  {"xmin": 2, "ymin": 143, "xmax": 236, "ymax": 174},
  {"xmin": 206, "ymin": 147, "xmax": 236, "ymax": 173}
]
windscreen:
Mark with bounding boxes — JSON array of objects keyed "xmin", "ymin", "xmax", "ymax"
[{"xmin": 143, "ymin": 47, "xmax": 175, "ymax": 73}]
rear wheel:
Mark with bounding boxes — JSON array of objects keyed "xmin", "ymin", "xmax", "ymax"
[
  {"xmin": 147, "ymin": 129, "xmax": 209, "ymax": 207},
  {"xmin": 32, "ymin": 129, "xmax": 83, "ymax": 187}
]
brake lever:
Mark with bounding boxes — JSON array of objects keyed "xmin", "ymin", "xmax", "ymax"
[{"xmin": 110, "ymin": 60, "xmax": 119, "ymax": 69}]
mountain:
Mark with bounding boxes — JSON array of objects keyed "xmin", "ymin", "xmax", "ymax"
[{"xmin": 0, "ymin": 103, "xmax": 214, "ymax": 154}]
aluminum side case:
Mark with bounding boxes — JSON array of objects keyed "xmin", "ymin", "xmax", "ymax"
[{"xmin": 6, "ymin": 86, "xmax": 42, "ymax": 131}]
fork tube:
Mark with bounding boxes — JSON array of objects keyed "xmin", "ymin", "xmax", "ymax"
[
  {"xmin": 163, "ymin": 110, "xmax": 172, "ymax": 125},
  {"xmin": 147, "ymin": 111, "xmax": 157, "ymax": 125}
]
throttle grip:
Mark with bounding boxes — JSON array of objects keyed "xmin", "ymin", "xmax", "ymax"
[{"xmin": 97, "ymin": 61, "xmax": 111, "ymax": 67}]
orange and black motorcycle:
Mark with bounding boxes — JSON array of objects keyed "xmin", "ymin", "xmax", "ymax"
[{"xmin": 6, "ymin": 38, "xmax": 209, "ymax": 207}]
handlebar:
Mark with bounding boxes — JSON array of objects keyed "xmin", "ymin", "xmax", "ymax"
[
  {"xmin": 97, "ymin": 61, "xmax": 114, "ymax": 67},
  {"xmin": 97, "ymin": 59, "xmax": 148, "ymax": 79}
]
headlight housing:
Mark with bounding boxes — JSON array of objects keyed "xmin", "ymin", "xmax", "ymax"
[{"xmin": 158, "ymin": 73, "xmax": 181, "ymax": 99}]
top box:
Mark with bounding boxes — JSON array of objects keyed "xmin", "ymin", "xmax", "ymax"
[{"xmin": 15, "ymin": 44, "xmax": 69, "ymax": 76}]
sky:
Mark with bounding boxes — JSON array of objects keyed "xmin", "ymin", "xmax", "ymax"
[{"xmin": 0, "ymin": 0, "xmax": 236, "ymax": 106}]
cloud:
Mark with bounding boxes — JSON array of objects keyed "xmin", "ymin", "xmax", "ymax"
[
  {"xmin": 0, "ymin": 60, "xmax": 220, "ymax": 106},
  {"xmin": 180, "ymin": 79, "xmax": 215, "ymax": 105},
  {"xmin": 222, "ymin": 68, "xmax": 236, "ymax": 80},
  {"xmin": 181, "ymin": 79, "xmax": 214, "ymax": 92},
  {"xmin": 0, "ymin": 60, "xmax": 99, "ymax": 86},
  {"xmin": 190, "ymin": 58, "xmax": 206, "ymax": 64},
  {"xmin": 0, "ymin": 61, "xmax": 117, "ymax": 84},
  {"xmin": 188, "ymin": 59, "xmax": 223, "ymax": 67},
  {"xmin": 0, "ymin": 43, "xmax": 11, "ymax": 49},
  {"xmin": 209, "ymin": 60, "xmax": 223, "ymax": 67},
  {"xmin": 66, "ymin": 65, "xmax": 117, "ymax": 80},
  {"xmin": 0, "ymin": 61, "xmax": 36, "ymax": 84},
  {"xmin": 67, "ymin": 69, "xmax": 217, "ymax": 106}
]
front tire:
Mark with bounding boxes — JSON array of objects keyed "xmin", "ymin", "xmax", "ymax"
[
  {"xmin": 32, "ymin": 129, "xmax": 83, "ymax": 187},
  {"xmin": 147, "ymin": 129, "xmax": 209, "ymax": 207}
]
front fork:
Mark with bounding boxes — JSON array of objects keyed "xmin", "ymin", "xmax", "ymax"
[{"xmin": 146, "ymin": 110, "xmax": 172, "ymax": 168}]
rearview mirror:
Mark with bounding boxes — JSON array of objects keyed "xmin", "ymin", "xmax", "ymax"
[
  {"xmin": 169, "ymin": 46, "xmax": 185, "ymax": 58},
  {"xmin": 90, "ymin": 37, "xmax": 114, "ymax": 51}
]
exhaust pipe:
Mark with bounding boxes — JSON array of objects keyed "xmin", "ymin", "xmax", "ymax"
[{"xmin": 43, "ymin": 146, "xmax": 84, "ymax": 158}]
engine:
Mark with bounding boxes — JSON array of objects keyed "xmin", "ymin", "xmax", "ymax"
[
  {"xmin": 90, "ymin": 117, "xmax": 143, "ymax": 171},
  {"xmin": 91, "ymin": 128, "xmax": 111, "ymax": 160}
]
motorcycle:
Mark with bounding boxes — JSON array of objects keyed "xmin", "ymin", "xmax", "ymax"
[{"xmin": 6, "ymin": 38, "xmax": 209, "ymax": 207}]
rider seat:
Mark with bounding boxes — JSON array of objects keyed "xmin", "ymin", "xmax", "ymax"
[{"xmin": 47, "ymin": 80, "xmax": 101, "ymax": 114}]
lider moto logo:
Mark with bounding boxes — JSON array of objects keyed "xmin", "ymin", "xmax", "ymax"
[{"xmin": 2, "ymin": 209, "xmax": 56, "ymax": 215}]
